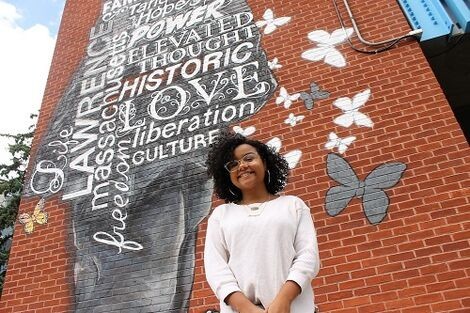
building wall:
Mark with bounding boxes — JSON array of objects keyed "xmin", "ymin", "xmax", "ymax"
[{"xmin": 1, "ymin": 0, "xmax": 469, "ymax": 312}]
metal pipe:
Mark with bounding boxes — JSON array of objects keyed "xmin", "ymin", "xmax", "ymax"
[{"xmin": 340, "ymin": 0, "xmax": 421, "ymax": 46}]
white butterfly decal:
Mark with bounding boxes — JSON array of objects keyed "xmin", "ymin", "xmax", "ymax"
[
  {"xmin": 325, "ymin": 132, "xmax": 356, "ymax": 154},
  {"xmin": 255, "ymin": 9, "xmax": 291, "ymax": 35},
  {"xmin": 268, "ymin": 57, "xmax": 282, "ymax": 70},
  {"xmin": 266, "ymin": 137, "xmax": 302, "ymax": 169},
  {"xmin": 333, "ymin": 89, "xmax": 373, "ymax": 128},
  {"xmin": 284, "ymin": 113, "xmax": 305, "ymax": 127},
  {"xmin": 276, "ymin": 87, "xmax": 300, "ymax": 109},
  {"xmin": 233, "ymin": 125, "xmax": 256, "ymax": 137},
  {"xmin": 301, "ymin": 27, "xmax": 354, "ymax": 68}
]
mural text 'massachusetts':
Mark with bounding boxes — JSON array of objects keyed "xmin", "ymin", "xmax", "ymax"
[{"xmin": 26, "ymin": 0, "xmax": 276, "ymax": 311}]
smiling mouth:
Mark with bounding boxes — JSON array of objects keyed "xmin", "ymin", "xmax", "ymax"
[{"xmin": 238, "ymin": 171, "xmax": 254, "ymax": 179}]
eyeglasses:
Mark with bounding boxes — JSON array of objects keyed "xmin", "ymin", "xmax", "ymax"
[{"xmin": 224, "ymin": 152, "xmax": 259, "ymax": 172}]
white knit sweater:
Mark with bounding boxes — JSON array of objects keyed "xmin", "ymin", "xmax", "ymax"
[{"xmin": 204, "ymin": 195, "xmax": 320, "ymax": 312}]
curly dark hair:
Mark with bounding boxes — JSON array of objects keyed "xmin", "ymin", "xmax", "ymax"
[{"xmin": 206, "ymin": 130, "xmax": 289, "ymax": 203}]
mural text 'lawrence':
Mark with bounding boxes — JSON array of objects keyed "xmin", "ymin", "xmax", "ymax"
[{"xmin": 27, "ymin": 0, "xmax": 276, "ymax": 311}]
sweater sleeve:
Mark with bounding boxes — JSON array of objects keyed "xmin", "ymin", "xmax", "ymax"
[
  {"xmin": 286, "ymin": 197, "xmax": 321, "ymax": 290},
  {"xmin": 204, "ymin": 208, "xmax": 241, "ymax": 303}
]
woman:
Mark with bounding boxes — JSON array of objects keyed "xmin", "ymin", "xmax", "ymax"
[{"xmin": 204, "ymin": 131, "xmax": 320, "ymax": 313}]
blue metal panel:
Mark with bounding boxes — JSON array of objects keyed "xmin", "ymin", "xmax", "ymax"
[
  {"xmin": 443, "ymin": 0, "xmax": 470, "ymax": 32},
  {"xmin": 398, "ymin": 0, "xmax": 454, "ymax": 41}
]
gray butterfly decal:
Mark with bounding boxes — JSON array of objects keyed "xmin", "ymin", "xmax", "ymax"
[
  {"xmin": 325, "ymin": 153, "xmax": 406, "ymax": 225},
  {"xmin": 300, "ymin": 81, "xmax": 330, "ymax": 110}
]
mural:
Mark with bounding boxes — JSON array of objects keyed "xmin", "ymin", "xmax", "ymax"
[
  {"xmin": 276, "ymin": 86, "xmax": 300, "ymax": 109},
  {"xmin": 266, "ymin": 136, "xmax": 302, "ymax": 170},
  {"xmin": 325, "ymin": 153, "xmax": 406, "ymax": 225},
  {"xmin": 255, "ymin": 8, "xmax": 291, "ymax": 35},
  {"xmin": 17, "ymin": 0, "xmax": 412, "ymax": 311},
  {"xmin": 284, "ymin": 113, "xmax": 304, "ymax": 127},
  {"xmin": 268, "ymin": 57, "xmax": 282, "ymax": 71},
  {"xmin": 18, "ymin": 198, "xmax": 48, "ymax": 235},
  {"xmin": 301, "ymin": 27, "xmax": 354, "ymax": 68},
  {"xmin": 332, "ymin": 88, "xmax": 373, "ymax": 128},
  {"xmin": 233, "ymin": 125, "xmax": 255, "ymax": 137},
  {"xmin": 299, "ymin": 82, "xmax": 330, "ymax": 110},
  {"xmin": 4, "ymin": 0, "xmax": 467, "ymax": 312},
  {"xmin": 325, "ymin": 132, "xmax": 356, "ymax": 154},
  {"xmin": 25, "ymin": 0, "xmax": 276, "ymax": 312}
]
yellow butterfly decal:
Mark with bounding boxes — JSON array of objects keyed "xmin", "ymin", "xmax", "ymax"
[{"xmin": 18, "ymin": 198, "xmax": 48, "ymax": 234}]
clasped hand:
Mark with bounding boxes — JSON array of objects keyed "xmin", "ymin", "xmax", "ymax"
[{"xmin": 240, "ymin": 298, "xmax": 291, "ymax": 313}]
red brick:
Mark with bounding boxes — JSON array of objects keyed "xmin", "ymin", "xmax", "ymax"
[
  {"xmin": 381, "ymin": 253, "xmax": 408, "ymax": 270},
  {"xmin": 381, "ymin": 279, "xmax": 407, "ymax": 292},
  {"xmin": 328, "ymin": 290, "xmax": 354, "ymax": 302},
  {"xmin": 415, "ymin": 246, "xmax": 443, "ymax": 258},
  {"xmin": 448, "ymin": 259, "xmax": 470, "ymax": 271},
  {"xmin": 431, "ymin": 300, "xmax": 464, "ymax": 312},
  {"xmin": 385, "ymin": 298, "xmax": 415, "ymax": 310},
  {"xmin": 355, "ymin": 286, "xmax": 381, "ymax": 297},
  {"xmin": 398, "ymin": 286, "xmax": 427, "ymax": 298},
  {"xmin": 325, "ymin": 273, "xmax": 351, "ymax": 285},
  {"xmin": 351, "ymin": 268, "xmax": 377, "ymax": 279},
  {"xmin": 408, "ymin": 275, "xmax": 437, "ymax": 287},
  {"xmin": 388, "ymin": 251, "xmax": 415, "ymax": 263},
  {"xmin": 443, "ymin": 240, "xmax": 469, "ymax": 252},
  {"xmin": 401, "ymin": 305, "xmax": 432, "ymax": 313},
  {"xmin": 415, "ymin": 293, "xmax": 444, "ymax": 305},
  {"xmin": 338, "ymin": 279, "xmax": 366, "ymax": 291},
  {"xmin": 420, "ymin": 263, "xmax": 449, "ymax": 275},
  {"xmin": 357, "ymin": 303, "xmax": 386, "ymax": 313},
  {"xmin": 370, "ymin": 291, "xmax": 398, "ymax": 302}
]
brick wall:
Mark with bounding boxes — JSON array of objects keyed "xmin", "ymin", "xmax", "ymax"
[
  {"xmin": 1, "ymin": 1, "xmax": 101, "ymax": 312},
  {"xmin": 1, "ymin": 0, "xmax": 469, "ymax": 312}
]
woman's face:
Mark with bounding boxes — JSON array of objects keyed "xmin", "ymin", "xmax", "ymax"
[{"xmin": 228, "ymin": 144, "xmax": 267, "ymax": 194}]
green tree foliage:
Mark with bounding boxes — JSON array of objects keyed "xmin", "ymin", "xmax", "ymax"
[{"xmin": 0, "ymin": 118, "xmax": 35, "ymax": 295}]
